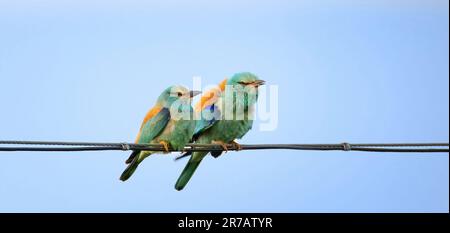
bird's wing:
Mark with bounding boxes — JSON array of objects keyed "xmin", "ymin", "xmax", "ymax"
[
  {"xmin": 192, "ymin": 104, "xmax": 221, "ymax": 140},
  {"xmin": 192, "ymin": 78, "xmax": 227, "ymax": 140},
  {"xmin": 135, "ymin": 106, "xmax": 171, "ymax": 143},
  {"xmin": 174, "ymin": 104, "xmax": 221, "ymax": 160},
  {"xmin": 175, "ymin": 79, "xmax": 226, "ymax": 161},
  {"xmin": 125, "ymin": 106, "xmax": 170, "ymax": 164}
]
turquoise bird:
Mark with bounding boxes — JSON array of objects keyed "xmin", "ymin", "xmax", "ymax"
[
  {"xmin": 175, "ymin": 72, "xmax": 265, "ymax": 190},
  {"xmin": 120, "ymin": 85, "xmax": 201, "ymax": 181}
]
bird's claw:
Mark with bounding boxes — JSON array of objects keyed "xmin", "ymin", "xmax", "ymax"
[
  {"xmin": 231, "ymin": 140, "xmax": 242, "ymax": 151},
  {"xmin": 159, "ymin": 141, "xmax": 170, "ymax": 153},
  {"xmin": 212, "ymin": 140, "xmax": 229, "ymax": 153}
]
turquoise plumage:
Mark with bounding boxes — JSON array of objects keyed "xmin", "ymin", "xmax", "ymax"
[
  {"xmin": 175, "ymin": 72, "xmax": 265, "ymax": 190},
  {"xmin": 120, "ymin": 85, "xmax": 200, "ymax": 181}
]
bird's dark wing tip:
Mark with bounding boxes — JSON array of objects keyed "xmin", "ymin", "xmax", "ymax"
[
  {"xmin": 125, "ymin": 150, "xmax": 140, "ymax": 164},
  {"xmin": 210, "ymin": 151, "xmax": 223, "ymax": 158},
  {"xmin": 174, "ymin": 151, "xmax": 192, "ymax": 161}
]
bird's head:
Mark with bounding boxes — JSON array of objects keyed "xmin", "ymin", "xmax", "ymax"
[
  {"xmin": 227, "ymin": 72, "xmax": 265, "ymax": 89},
  {"xmin": 226, "ymin": 72, "xmax": 265, "ymax": 106},
  {"xmin": 157, "ymin": 85, "xmax": 201, "ymax": 108}
]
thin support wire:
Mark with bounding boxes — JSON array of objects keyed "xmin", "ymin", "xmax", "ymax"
[{"xmin": 0, "ymin": 140, "xmax": 448, "ymax": 153}]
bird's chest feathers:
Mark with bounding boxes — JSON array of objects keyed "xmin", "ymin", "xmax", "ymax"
[
  {"xmin": 160, "ymin": 120, "xmax": 176, "ymax": 136},
  {"xmin": 157, "ymin": 119, "xmax": 194, "ymax": 150},
  {"xmin": 215, "ymin": 112, "xmax": 254, "ymax": 142}
]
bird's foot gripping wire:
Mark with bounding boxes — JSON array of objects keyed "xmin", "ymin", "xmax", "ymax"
[
  {"xmin": 231, "ymin": 140, "xmax": 242, "ymax": 151},
  {"xmin": 212, "ymin": 140, "xmax": 229, "ymax": 153},
  {"xmin": 159, "ymin": 141, "xmax": 171, "ymax": 153}
]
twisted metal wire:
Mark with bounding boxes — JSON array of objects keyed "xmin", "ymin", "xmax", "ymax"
[{"xmin": 0, "ymin": 140, "xmax": 448, "ymax": 153}]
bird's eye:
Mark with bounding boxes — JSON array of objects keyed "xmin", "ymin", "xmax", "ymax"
[
  {"xmin": 238, "ymin": 81, "xmax": 248, "ymax": 85},
  {"xmin": 177, "ymin": 92, "xmax": 183, "ymax": 97}
]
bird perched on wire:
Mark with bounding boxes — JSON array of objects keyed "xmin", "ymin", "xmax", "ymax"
[
  {"xmin": 175, "ymin": 72, "xmax": 265, "ymax": 190},
  {"xmin": 120, "ymin": 86, "xmax": 201, "ymax": 181}
]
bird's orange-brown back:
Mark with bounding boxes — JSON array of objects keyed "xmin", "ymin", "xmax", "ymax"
[{"xmin": 195, "ymin": 79, "xmax": 227, "ymax": 112}]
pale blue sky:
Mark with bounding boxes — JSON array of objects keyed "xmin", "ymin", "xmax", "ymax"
[{"xmin": 0, "ymin": 0, "xmax": 448, "ymax": 212}]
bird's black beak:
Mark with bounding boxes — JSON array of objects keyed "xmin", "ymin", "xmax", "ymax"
[
  {"xmin": 189, "ymin": 90, "xmax": 202, "ymax": 98},
  {"xmin": 253, "ymin": 79, "xmax": 266, "ymax": 87}
]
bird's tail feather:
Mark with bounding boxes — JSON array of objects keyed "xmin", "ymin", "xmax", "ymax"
[
  {"xmin": 175, "ymin": 153, "xmax": 206, "ymax": 191},
  {"xmin": 120, "ymin": 153, "xmax": 140, "ymax": 181},
  {"xmin": 125, "ymin": 150, "xmax": 140, "ymax": 164}
]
